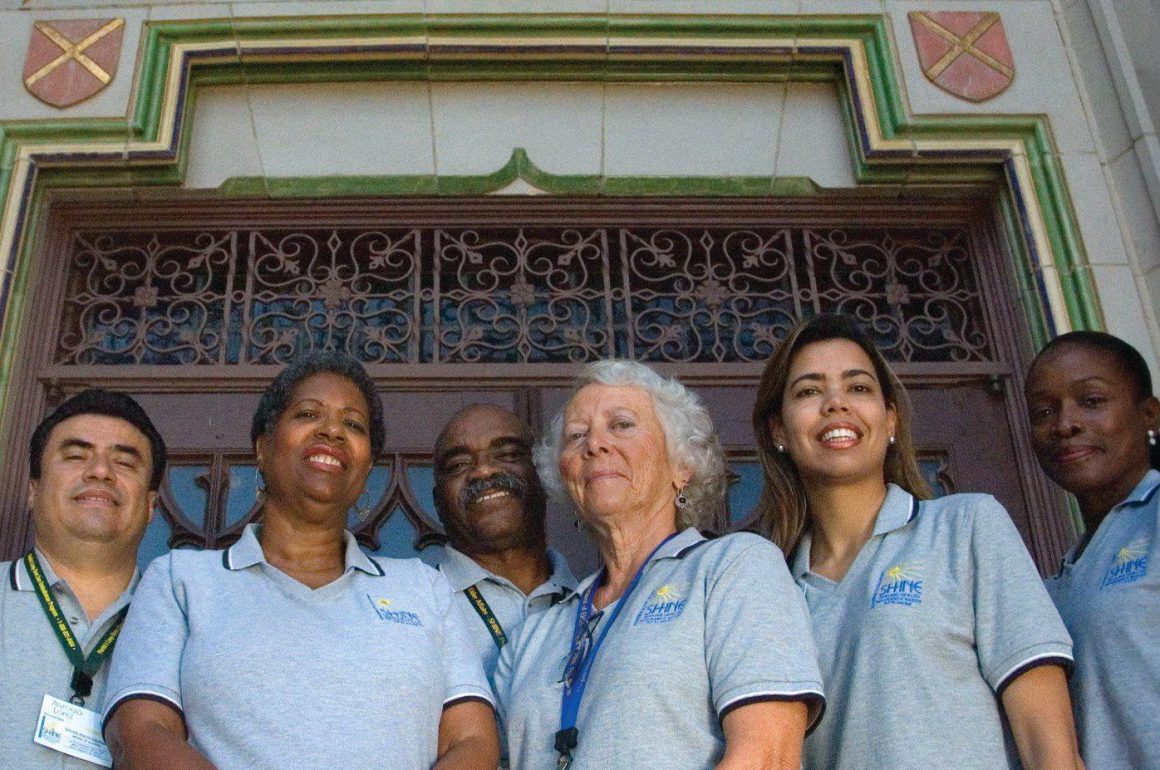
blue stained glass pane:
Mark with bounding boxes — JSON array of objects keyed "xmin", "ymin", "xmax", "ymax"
[
  {"xmin": 405, "ymin": 464, "xmax": 438, "ymax": 522},
  {"xmin": 919, "ymin": 459, "xmax": 950, "ymax": 498},
  {"xmin": 137, "ymin": 513, "xmax": 173, "ymax": 571},
  {"xmin": 166, "ymin": 466, "xmax": 209, "ymax": 529},
  {"xmin": 348, "ymin": 466, "xmax": 392, "ymax": 529},
  {"xmin": 226, "ymin": 465, "xmax": 260, "ymax": 527},
  {"xmin": 366, "ymin": 509, "xmax": 421, "ymax": 560},
  {"xmin": 726, "ymin": 462, "xmax": 764, "ymax": 524}
]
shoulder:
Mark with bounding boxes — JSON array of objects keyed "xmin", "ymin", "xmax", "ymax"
[
  {"xmin": 688, "ymin": 531, "xmax": 786, "ymax": 565},
  {"xmin": 369, "ymin": 556, "xmax": 456, "ymax": 599},
  {"xmin": 917, "ymin": 493, "xmax": 1015, "ymax": 534}
]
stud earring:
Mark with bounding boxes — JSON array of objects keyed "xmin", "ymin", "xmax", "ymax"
[
  {"xmin": 889, "ymin": 435, "xmax": 896, "ymax": 445},
  {"xmin": 1149, "ymin": 429, "xmax": 1157, "ymax": 447},
  {"xmin": 776, "ymin": 444, "xmax": 786, "ymax": 453},
  {"xmin": 255, "ymin": 472, "xmax": 267, "ymax": 507},
  {"xmin": 675, "ymin": 489, "xmax": 689, "ymax": 509}
]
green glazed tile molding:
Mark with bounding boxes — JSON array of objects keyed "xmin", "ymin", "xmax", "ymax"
[{"xmin": 0, "ymin": 13, "xmax": 1101, "ymax": 448}]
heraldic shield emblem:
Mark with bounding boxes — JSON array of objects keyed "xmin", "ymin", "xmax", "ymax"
[
  {"xmin": 24, "ymin": 18, "xmax": 125, "ymax": 109},
  {"xmin": 908, "ymin": 11, "xmax": 1014, "ymax": 102}
]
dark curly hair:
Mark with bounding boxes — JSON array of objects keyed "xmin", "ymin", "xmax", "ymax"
[{"xmin": 250, "ymin": 351, "xmax": 384, "ymax": 457}]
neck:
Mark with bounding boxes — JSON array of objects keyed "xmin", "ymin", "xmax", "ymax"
[
  {"xmin": 259, "ymin": 504, "xmax": 346, "ymax": 589},
  {"xmin": 803, "ymin": 476, "xmax": 888, "ymax": 581},
  {"xmin": 589, "ymin": 505, "xmax": 677, "ymax": 609},
  {"xmin": 1077, "ymin": 465, "xmax": 1152, "ymax": 533},
  {"xmin": 463, "ymin": 544, "xmax": 552, "ymax": 596},
  {"xmin": 34, "ymin": 539, "xmax": 135, "ymax": 621}
]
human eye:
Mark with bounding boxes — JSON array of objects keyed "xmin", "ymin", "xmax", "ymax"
[
  {"xmin": 564, "ymin": 427, "xmax": 587, "ymax": 444},
  {"xmin": 793, "ymin": 385, "xmax": 819, "ymax": 398},
  {"xmin": 1028, "ymin": 403, "xmax": 1054, "ymax": 421},
  {"xmin": 344, "ymin": 418, "xmax": 367, "ymax": 433},
  {"xmin": 610, "ymin": 416, "xmax": 635, "ymax": 431},
  {"xmin": 443, "ymin": 457, "xmax": 470, "ymax": 474},
  {"xmin": 114, "ymin": 455, "xmax": 140, "ymax": 470},
  {"xmin": 1079, "ymin": 393, "xmax": 1108, "ymax": 409}
]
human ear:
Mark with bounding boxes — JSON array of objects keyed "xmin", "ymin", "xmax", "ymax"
[
  {"xmin": 767, "ymin": 414, "xmax": 788, "ymax": 449},
  {"xmin": 885, "ymin": 403, "xmax": 899, "ymax": 443},
  {"xmin": 27, "ymin": 479, "xmax": 38, "ymax": 512}
]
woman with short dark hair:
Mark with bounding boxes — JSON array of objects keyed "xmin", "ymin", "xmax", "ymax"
[
  {"xmin": 103, "ymin": 351, "xmax": 497, "ymax": 770},
  {"xmin": 1025, "ymin": 330, "xmax": 1160, "ymax": 769}
]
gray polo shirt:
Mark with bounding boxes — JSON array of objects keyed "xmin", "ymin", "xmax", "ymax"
[
  {"xmin": 436, "ymin": 545, "xmax": 577, "ymax": 684},
  {"xmin": 792, "ymin": 485, "xmax": 1073, "ymax": 770},
  {"xmin": 495, "ymin": 529, "xmax": 825, "ymax": 770},
  {"xmin": 0, "ymin": 550, "xmax": 137, "ymax": 769},
  {"xmin": 1046, "ymin": 469, "xmax": 1160, "ymax": 770},
  {"xmin": 103, "ymin": 524, "xmax": 492, "ymax": 770}
]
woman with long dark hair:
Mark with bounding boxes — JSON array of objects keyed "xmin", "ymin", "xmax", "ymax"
[
  {"xmin": 1025, "ymin": 330, "xmax": 1160, "ymax": 769},
  {"xmin": 754, "ymin": 314, "xmax": 1082, "ymax": 770}
]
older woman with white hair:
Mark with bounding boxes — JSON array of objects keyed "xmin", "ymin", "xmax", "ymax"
[{"xmin": 495, "ymin": 360, "xmax": 824, "ymax": 770}]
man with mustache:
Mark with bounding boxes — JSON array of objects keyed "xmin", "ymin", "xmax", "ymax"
[
  {"xmin": 433, "ymin": 404, "xmax": 576, "ymax": 683},
  {"xmin": 1, "ymin": 390, "xmax": 166, "ymax": 768}
]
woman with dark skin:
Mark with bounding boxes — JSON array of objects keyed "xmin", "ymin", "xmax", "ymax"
[
  {"xmin": 1025, "ymin": 331, "xmax": 1160, "ymax": 770},
  {"xmin": 102, "ymin": 351, "xmax": 498, "ymax": 770}
]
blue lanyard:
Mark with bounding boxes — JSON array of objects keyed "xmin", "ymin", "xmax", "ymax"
[{"xmin": 555, "ymin": 532, "xmax": 677, "ymax": 767}]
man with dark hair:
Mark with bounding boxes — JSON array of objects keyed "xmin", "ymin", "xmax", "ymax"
[
  {"xmin": 432, "ymin": 404, "xmax": 576, "ymax": 684},
  {"xmin": 1, "ymin": 389, "xmax": 166, "ymax": 767}
]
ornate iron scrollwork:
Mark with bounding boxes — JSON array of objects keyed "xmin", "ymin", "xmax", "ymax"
[{"xmin": 57, "ymin": 223, "xmax": 994, "ymax": 366}]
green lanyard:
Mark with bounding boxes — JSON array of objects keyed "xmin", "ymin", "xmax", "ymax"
[
  {"xmin": 463, "ymin": 585, "xmax": 507, "ymax": 649},
  {"xmin": 24, "ymin": 552, "xmax": 128, "ymax": 707}
]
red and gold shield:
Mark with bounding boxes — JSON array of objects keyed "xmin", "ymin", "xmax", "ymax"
[
  {"xmin": 908, "ymin": 11, "xmax": 1014, "ymax": 102},
  {"xmin": 23, "ymin": 18, "xmax": 125, "ymax": 109}
]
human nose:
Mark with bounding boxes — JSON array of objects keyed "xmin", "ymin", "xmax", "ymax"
[
  {"xmin": 582, "ymin": 425, "xmax": 610, "ymax": 458},
  {"xmin": 1052, "ymin": 402, "xmax": 1082, "ymax": 438},
  {"xmin": 821, "ymin": 387, "xmax": 850, "ymax": 414},
  {"xmin": 315, "ymin": 411, "xmax": 346, "ymax": 442},
  {"xmin": 83, "ymin": 452, "xmax": 115, "ymax": 482}
]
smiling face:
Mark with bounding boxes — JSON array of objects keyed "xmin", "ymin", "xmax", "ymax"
[
  {"xmin": 29, "ymin": 414, "xmax": 157, "ymax": 557},
  {"xmin": 771, "ymin": 338, "xmax": 897, "ymax": 488},
  {"xmin": 1026, "ymin": 344, "xmax": 1159, "ymax": 516},
  {"xmin": 559, "ymin": 383, "xmax": 687, "ymax": 526},
  {"xmin": 433, "ymin": 405, "xmax": 546, "ymax": 555},
  {"xmin": 255, "ymin": 371, "xmax": 374, "ymax": 523}
]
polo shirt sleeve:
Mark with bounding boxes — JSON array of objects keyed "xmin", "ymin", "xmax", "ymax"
[
  {"xmin": 430, "ymin": 569, "xmax": 496, "ymax": 709},
  {"xmin": 968, "ymin": 496, "xmax": 1074, "ymax": 692},
  {"xmin": 102, "ymin": 553, "xmax": 188, "ymax": 728},
  {"xmin": 704, "ymin": 535, "xmax": 825, "ymax": 728}
]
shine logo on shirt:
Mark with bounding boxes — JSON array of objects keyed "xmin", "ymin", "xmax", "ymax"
[
  {"xmin": 633, "ymin": 584, "xmax": 687, "ymax": 625},
  {"xmin": 367, "ymin": 595, "xmax": 423, "ymax": 626},
  {"xmin": 1100, "ymin": 538, "xmax": 1149, "ymax": 589},
  {"xmin": 870, "ymin": 562, "xmax": 924, "ymax": 608}
]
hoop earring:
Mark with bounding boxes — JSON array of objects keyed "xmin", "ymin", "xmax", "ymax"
[{"xmin": 675, "ymin": 489, "xmax": 689, "ymax": 509}]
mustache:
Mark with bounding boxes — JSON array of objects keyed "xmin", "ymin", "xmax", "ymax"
[{"xmin": 459, "ymin": 473, "xmax": 528, "ymax": 509}]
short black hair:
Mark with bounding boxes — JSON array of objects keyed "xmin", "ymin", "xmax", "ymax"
[
  {"xmin": 1032, "ymin": 330, "xmax": 1153, "ymax": 401},
  {"xmin": 250, "ymin": 350, "xmax": 385, "ymax": 456},
  {"xmin": 29, "ymin": 389, "xmax": 168, "ymax": 490}
]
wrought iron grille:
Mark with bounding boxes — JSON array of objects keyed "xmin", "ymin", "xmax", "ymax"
[{"xmin": 57, "ymin": 224, "xmax": 994, "ymax": 365}]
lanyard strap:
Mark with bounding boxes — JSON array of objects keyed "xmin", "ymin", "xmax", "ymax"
[
  {"xmin": 463, "ymin": 585, "xmax": 507, "ymax": 650},
  {"xmin": 23, "ymin": 552, "xmax": 128, "ymax": 706},
  {"xmin": 555, "ymin": 532, "xmax": 677, "ymax": 767}
]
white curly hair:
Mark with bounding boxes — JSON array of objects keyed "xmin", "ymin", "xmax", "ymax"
[{"xmin": 534, "ymin": 360, "xmax": 727, "ymax": 529}]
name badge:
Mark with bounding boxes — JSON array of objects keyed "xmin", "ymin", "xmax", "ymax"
[{"xmin": 34, "ymin": 694, "xmax": 112, "ymax": 767}]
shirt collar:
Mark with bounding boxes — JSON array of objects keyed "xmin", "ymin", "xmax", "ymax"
[
  {"xmin": 571, "ymin": 527, "xmax": 706, "ymax": 596},
  {"xmin": 436, "ymin": 545, "xmax": 580, "ymax": 595},
  {"xmin": 1116, "ymin": 468, "xmax": 1160, "ymax": 508},
  {"xmin": 223, "ymin": 523, "xmax": 384, "ymax": 576},
  {"xmin": 11, "ymin": 547, "xmax": 141, "ymax": 594},
  {"xmin": 789, "ymin": 485, "xmax": 917, "ymax": 580},
  {"xmin": 873, "ymin": 484, "xmax": 921, "ymax": 536}
]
